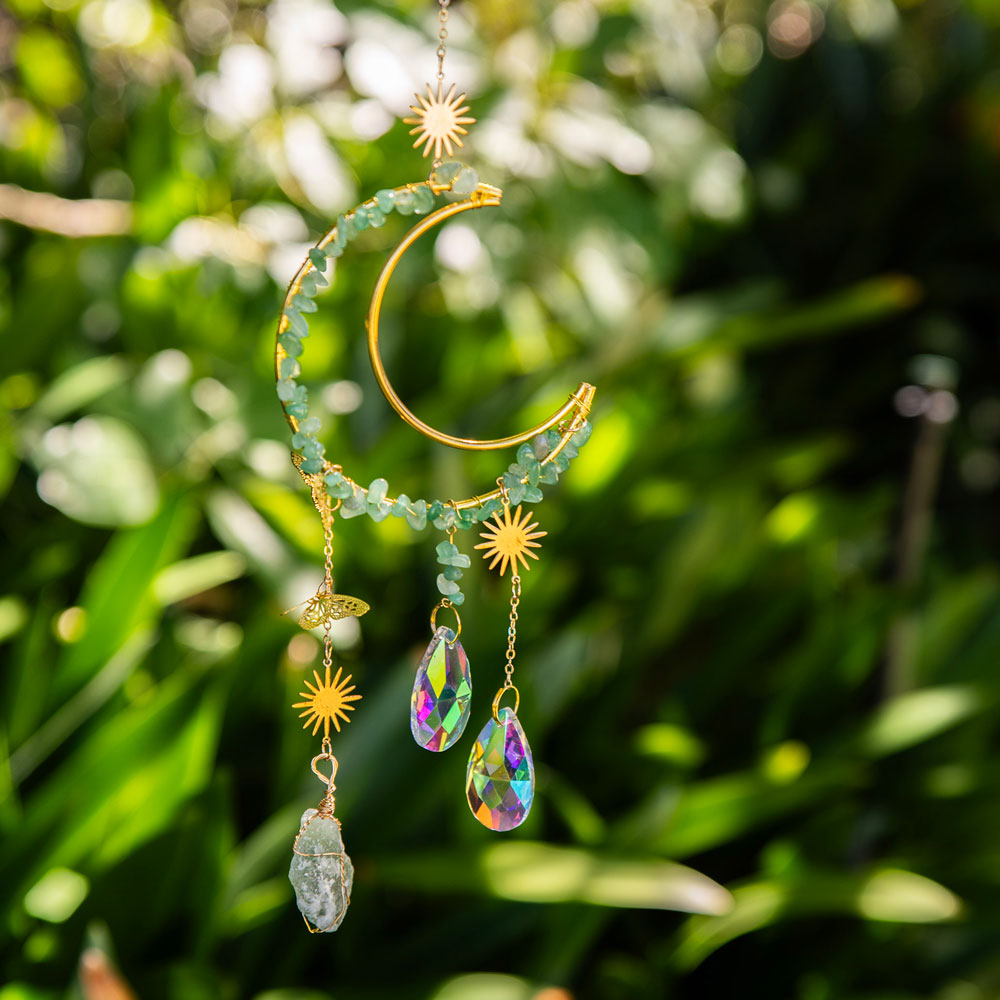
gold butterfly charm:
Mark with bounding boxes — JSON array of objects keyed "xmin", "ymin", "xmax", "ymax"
[{"xmin": 297, "ymin": 590, "xmax": 371, "ymax": 630}]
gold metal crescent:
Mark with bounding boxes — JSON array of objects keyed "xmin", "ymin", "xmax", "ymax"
[
  {"xmin": 365, "ymin": 181, "xmax": 594, "ymax": 452},
  {"xmin": 274, "ymin": 180, "xmax": 595, "ymax": 510}
]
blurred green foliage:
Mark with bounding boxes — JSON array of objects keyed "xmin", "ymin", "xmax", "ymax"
[{"xmin": 2, "ymin": 0, "xmax": 1000, "ymax": 997}]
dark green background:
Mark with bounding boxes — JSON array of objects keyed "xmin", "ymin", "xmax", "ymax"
[{"xmin": 3, "ymin": 0, "xmax": 1000, "ymax": 997}]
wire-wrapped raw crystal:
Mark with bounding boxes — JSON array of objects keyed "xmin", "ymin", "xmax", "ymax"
[{"xmin": 289, "ymin": 808, "xmax": 354, "ymax": 933}]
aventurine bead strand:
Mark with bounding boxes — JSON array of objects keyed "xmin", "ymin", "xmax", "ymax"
[{"xmin": 276, "ymin": 164, "xmax": 478, "ymax": 476}]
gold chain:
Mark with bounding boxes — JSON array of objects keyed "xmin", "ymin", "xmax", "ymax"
[
  {"xmin": 322, "ymin": 516, "xmax": 334, "ymax": 676},
  {"xmin": 436, "ymin": 0, "xmax": 450, "ymax": 82},
  {"xmin": 322, "ymin": 516, "xmax": 334, "ymax": 592},
  {"xmin": 504, "ymin": 574, "xmax": 521, "ymax": 688}
]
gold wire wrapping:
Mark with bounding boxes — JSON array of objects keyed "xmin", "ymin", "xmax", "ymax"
[{"xmin": 293, "ymin": 750, "xmax": 353, "ymax": 935}]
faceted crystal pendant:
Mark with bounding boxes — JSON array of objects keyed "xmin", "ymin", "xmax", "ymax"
[
  {"xmin": 466, "ymin": 707, "xmax": 534, "ymax": 831},
  {"xmin": 410, "ymin": 626, "xmax": 472, "ymax": 751}
]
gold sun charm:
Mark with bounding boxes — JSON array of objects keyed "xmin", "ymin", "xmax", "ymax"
[
  {"xmin": 475, "ymin": 504, "xmax": 547, "ymax": 576},
  {"xmin": 403, "ymin": 82, "xmax": 476, "ymax": 160},
  {"xmin": 293, "ymin": 665, "xmax": 362, "ymax": 738}
]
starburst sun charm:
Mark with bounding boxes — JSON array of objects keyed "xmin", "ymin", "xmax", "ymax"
[
  {"xmin": 475, "ymin": 504, "xmax": 547, "ymax": 576},
  {"xmin": 293, "ymin": 665, "xmax": 362, "ymax": 738},
  {"xmin": 403, "ymin": 82, "xmax": 476, "ymax": 160}
]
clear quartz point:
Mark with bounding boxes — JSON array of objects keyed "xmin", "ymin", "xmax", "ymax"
[
  {"xmin": 466, "ymin": 707, "xmax": 535, "ymax": 831},
  {"xmin": 410, "ymin": 626, "xmax": 472, "ymax": 751},
  {"xmin": 288, "ymin": 807, "xmax": 354, "ymax": 933}
]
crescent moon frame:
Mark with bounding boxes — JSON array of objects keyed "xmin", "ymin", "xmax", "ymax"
[{"xmin": 274, "ymin": 178, "xmax": 595, "ymax": 512}]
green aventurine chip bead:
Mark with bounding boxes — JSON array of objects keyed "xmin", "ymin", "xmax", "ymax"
[
  {"xmin": 405, "ymin": 500, "xmax": 428, "ymax": 530},
  {"xmin": 436, "ymin": 574, "xmax": 460, "ymax": 596},
  {"xmin": 300, "ymin": 417, "xmax": 322, "ymax": 433},
  {"xmin": 293, "ymin": 293, "xmax": 317, "ymax": 313},
  {"xmin": 572, "ymin": 421, "xmax": 592, "ymax": 447},
  {"xmin": 292, "ymin": 431, "xmax": 308, "ymax": 449},
  {"xmin": 367, "ymin": 206, "xmax": 386, "ymax": 228},
  {"xmin": 524, "ymin": 486, "xmax": 543, "ymax": 503},
  {"xmin": 280, "ymin": 357, "xmax": 301, "ymax": 379},
  {"xmin": 341, "ymin": 487, "xmax": 367, "ymax": 518},
  {"xmin": 477, "ymin": 500, "xmax": 502, "ymax": 521},
  {"xmin": 435, "ymin": 161, "xmax": 462, "ymax": 184},
  {"xmin": 395, "ymin": 189, "xmax": 416, "ymax": 215},
  {"xmin": 368, "ymin": 500, "xmax": 391, "ymax": 522},
  {"xmin": 532, "ymin": 434, "xmax": 551, "ymax": 460},
  {"xmin": 375, "ymin": 189, "xmax": 395, "ymax": 213},
  {"xmin": 412, "ymin": 185, "xmax": 434, "ymax": 214},
  {"xmin": 436, "ymin": 540, "xmax": 459, "ymax": 560},
  {"xmin": 449, "ymin": 591, "xmax": 465, "ymax": 606},
  {"xmin": 368, "ymin": 478, "xmax": 388, "ymax": 504},
  {"xmin": 354, "ymin": 207, "xmax": 370, "ymax": 231},
  {"xmin": 517, "ymin": 443, "xmax": 535, "ymax": 465},
  {"xmin": 427, "ymin": 500, "xmax": 444, "ymax": 522},
  {"xmin": 300, "ymin": 273, "xmax": 318, "ymax": 296},
  {"xmin": 546, "ymin": 429, "xmax": 562, "ymax": 449},
  {"xmin": 277, "ymin": 379, "xmax": 297, "ymax": 401},
  {"xmin": 279, "ymin": 332, "xmax": 303, "ymax": 357},
  {"xmin": 451, "ymin": 167, "xmax": 479, "ymax": 196},
  {"xmin": 333, "ymin": 220, "xmax": 348, "ymax": 249},
  {"xmin": 442, "ymin": 566, "xmax": 463, "ymax": 582},
  {"xmin": 284, "ymin": 310, "xmax": 308, "ymax": 337},
  {"xmin": 391, "ymin": 493, "xmax": 411, "ymax": 516},
  {"xmin": 309, "ymin": 248, "xmax": 327, "ymax": 270},
  {"xmin": 287, "ymin": 401, "xmax": 309, "ymax": 419},
  {"xmin": 301, "ymin": 458, "xmax": 323, "ymax": 474}
]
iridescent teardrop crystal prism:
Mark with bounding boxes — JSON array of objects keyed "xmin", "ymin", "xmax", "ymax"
[
  {"xmin": 466, "ymin": 707, "xmax": 534, "ymax": 831},
  {"xmin": 410, "ymin": 626, "xmax": 472, "ymax": 751}
]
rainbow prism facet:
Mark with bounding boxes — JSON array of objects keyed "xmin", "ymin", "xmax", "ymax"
[
  {"xmin": 466, "ymin": 707, "xmax": 534, "ymax": 831},
  {"xmin": 410, "ymin": 626, "xmax": 472, "ymax": 751}
]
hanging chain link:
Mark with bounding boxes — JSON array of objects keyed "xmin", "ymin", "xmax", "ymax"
[
  {"xmin": 322, "ymin": 516, "xmax": 335, "ymax": 675},
  {"xmin": 504, "ymin": 574, "xmax": 521, "ymax": 689},
  {"xmin": 436, "ymin": 0, "xmax": 450, "ymax": 82}
]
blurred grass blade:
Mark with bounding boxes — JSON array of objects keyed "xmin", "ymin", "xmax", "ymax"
[
  {"xmin": 375, "ymin": 842, "xmax": 732, "ymax": 914},
  {"xmin": 56, "ymin": 492, "xmax": 196, "ymax": 697},
  {"xmin": 427, "ymin": 974, "xmax": 535, "ymax": 1000},
  {"xmin": 483, "ymin": 842, "xmax": 733, "ymax": 913},
  {"xmin": 9, "ymin": 627, "xmax": 154, "ymax": 784},
  {"xmin": 31, "ymin": 356, "xmax": 131, "ymax": 423},
  {"xmin": 2, "ymin": 672, "xmax": 225, "ymax": 907},
  {"xmin": 153, "ymin": 550, "xmax": 247, "ymax": 606},
  {"xmin": 860, "ymin": 686, "xmax": 986, "ymax": 757},
  {"xmin": 674, "ymin": 867, "xmax": 961, "ymax": 970}
]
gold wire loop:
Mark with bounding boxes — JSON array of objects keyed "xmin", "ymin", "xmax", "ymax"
[
  {"xmin": 311, "ymin": 752, "xmax": 339, "ymax": 788},
  {"xmin": 492, "ymin": 684, "xmax": 520, "ymax": 723},
  {"xmin": 430, "ymin": 599, "xmax": 462, "ymax": 639},
  {"xmin": 366, "ymin": 186, "xmax": 594, "ymax": 452}
]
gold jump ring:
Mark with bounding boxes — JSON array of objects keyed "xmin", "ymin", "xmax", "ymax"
[
  {"xmin": 430, "ymin": 599, "xmax": 462, "ymax": 639},
  {"xmin": 492, "ymin": 684, "xmax": 520, "ymax": 722}
]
